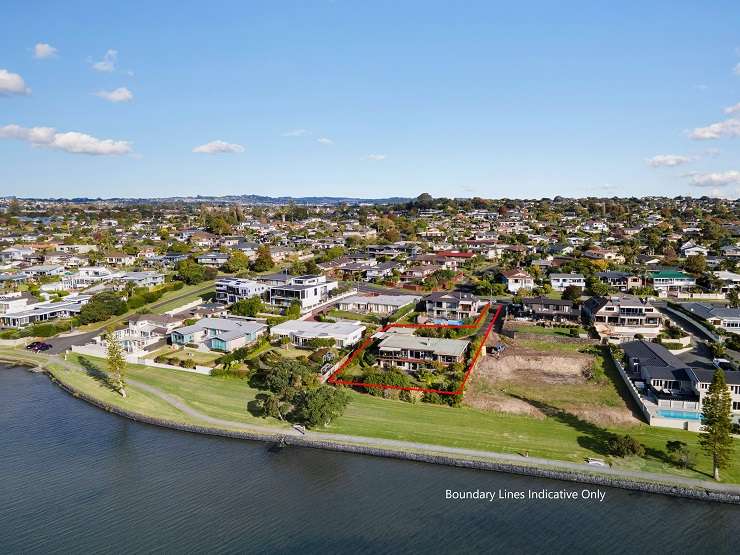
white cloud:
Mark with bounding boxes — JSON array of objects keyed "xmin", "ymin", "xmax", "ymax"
[
  {"xmin": 91, "ymin": 49, "xmax": 118, "ymax": 72},
  {"xmin": 34, "ymin": 43, "xmax": 57, "ymax": 59},
  {"xmin": 688, "ymin": 118, "xmax": 740, "ymax": 140},
  {"xmin": 724, "ymin": 102, "xmax": 740, "ymax": 115},
  {"xmin": 317, "ymin": 137, "xmax": 333, "ymax": 145},
  {"xmin": 366, "ymin": 154, "xmax": 387, "ymax": 161},
  {"xmin": 94, "ymin": 87, "xmax": 133, "ymax": 103},
  {"xmin": 192, "ymin": 140, "xmax": 244, "ymax": 154},
  {"xmin": 646, "ymin": 154, "xmax": 693, "ymax": 167},
  {"xmin": 0, "ymin": 124, "xmax": 132, "ymax": 155},
  {"xmin": 283, "ymin": 129, "xmax": 308, "ymax": 137},
  {"xmin": 685, "ymin": 170, "xmax": 740, "ymax": 188},
  {"xmin": 0, "ymin": 69, "xmax": 31, "ymax": 96}
]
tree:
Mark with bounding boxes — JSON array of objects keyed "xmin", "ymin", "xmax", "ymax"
[
  {"xmin": 78, "ymin": 292, "xmax": 128, "ymax": 324},
  {"xmin": 224, "ymin": 250, "xmax": 250, "ymax": 273},
  {"xmin": 699, "ymin": 369, "xmax": 734, "ymax": 481},
  {"xmin": 666, "ymin": 440, "xmax": 693, "ymax": 469},
  {"xmin": 294, "ymin": 386, "xmax": 351, "ymax": 428},
  {"xmin": 684, "ymin": 254, "xmax": 707, "ymax": 275},
  {"xmin": 231, "ymin": 296, "xmax": 264, "ymax": 317},
  {"xmin": 105, "ymin": 330, "xmax": 127, "ymax": 398},
  {"xmin": 251, "ymin": 245, "xmax": 274, "ymax": 272},
  {"xmin": 175, "ymin": 258, "xmax": 206, "ymax": 285},
  {"xmin": 285, "ymin": 300, "xmax": 301, "ymax": 319},
  {"xmin": 586, "ymin": 277, "xmax": 610, "ymax": 297},
  {"xmin": 728, "ymin": 288, "xmax": 739, "ymax": 309},
  {"xmin": 561, "ymin": 285, "xmax": 583, "ymax": 303}
]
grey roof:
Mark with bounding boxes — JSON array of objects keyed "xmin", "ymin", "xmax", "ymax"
[
  {"xmin": 378, "ymin": 334, "xmax": 469, "ymax": 357},
  {"xmin": 549, "ymin": 273, "xmax": 585, "ymax": 279},
  {"xmin": 173, "ymin": 317, "xmax": 266, "ymax": 336},
  {"xmin": 340, "ymin": 294, "xmax": 420, "ymax": 307},
  {"xmin": 622, "ymin": 340, "xmax": 691, "ymax": 382},
  {"xmin": 270, "ymin": 320, "xmax": 365, "ymax": 339},
  {"xmin": 681, "ymin": 302, "xmax": 740, "ymax": 321},
  {"xmin": 688, "ymin": 367, "xmax": 740, "ymax": 385}
]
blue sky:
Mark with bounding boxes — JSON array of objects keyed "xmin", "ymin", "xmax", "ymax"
[{"xmin": 1, "ymin": 1, "xmax": 740, "ymax": 199}]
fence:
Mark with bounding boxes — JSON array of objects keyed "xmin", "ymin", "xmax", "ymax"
[{"xmin": 607, "ymin": 350, "xmax": 652, "ymax": 423}]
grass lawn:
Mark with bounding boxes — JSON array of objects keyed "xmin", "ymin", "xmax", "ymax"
[
  {"xmin": 510, "ymin": 324, "xmax": 585, "ymax": 337},
  {"xmin": 515, "ymin": 338, "xmax": 587, "ymax": 353},
  {"xmin": 151, "ymin": 282, "xmax": 216, "ymax": 314},
  {"xmin": 327, "ymin": 309, "xmax": 379, "ymax": 323},
  {"xmin": 147, "ymin": 346, "xmax": 222, "ymax": 366},
  {"xmin": 7, "ymin": 346, "xmax": 737, "ymax": 485}
]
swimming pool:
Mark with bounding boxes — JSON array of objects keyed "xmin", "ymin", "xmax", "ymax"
[{"xmin": 657, "ymin": 409, "xmax": 702, "ymax": 420}]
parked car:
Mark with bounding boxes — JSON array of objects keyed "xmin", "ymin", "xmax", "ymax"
[
  {"xmin": 586, "ymin": 458, "xmax": 608, "ymax": 467},
  {"xmin": 30, "ymin": 342, "xmax": 52, "ymax": 352},
  {"xmin": 712, "ymin": 358, "xmax": 739, "ymax": 372},
  {"xmin": 26, "ymin": 342, "xmax": 42, "ymax": 350}
]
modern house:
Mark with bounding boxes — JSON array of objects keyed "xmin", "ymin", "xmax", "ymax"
[
  {"xmin": 336, "ymin": 294, "xmax": 420, "ymax": 315},
  {"xmin": 424, "ymin": 291, "xmax": 482, "ymax": 321},
  {"xmin": 216, "ymin": 278, "xmax": 269, "ymax": 304},
  {"xmin": 170, "ymin": 318, "xmax": 268, "ymax": 352},
  {"xmin": 0, "ymin": 295, "xmax": 91, "ymax": 328},
  {"xmin": 549, "ymin": 272, "xmax": 585, "ymax": 292},
  {"xmin": 500, "ymin": 269, "xmax": 535, "ymax": 293},
  {"xmin": 268, "ymin": 274, "xmax": 338, "ymax": 313},
  {"xmin": 107, "ymin": 314, "xmax": 182, "ymax": 353},
  {"xmin": 582, "ymin": 294, "xmax": 663, "ymax": 342},
  {"xmin": 622, "ymin": 340, "xmax": 740, "ymax": 425},
  {"xmin": 596, "ymin": 271, "xmax": 643, "ymax": 292},
  {"xmin": 22, "ymin": 264, "xmax": 65, "ymax": 278},
  {"xmin": 269, "ymin": 320, "xmax": 365, "ymax": 348},
  {"xmin": 713, "ymin": 270, "xmax": 740, "ymax": 293},
  {"xmin": 521, "ymin": 296, "xmax": 580, "ymax": 322},
  {"xmin": 680, "ymin": 303, "xmax": 740, "ymax": 333},
  {"xmin": 376, "ymin": 334, "xmax": 469, "ymax": 371}
]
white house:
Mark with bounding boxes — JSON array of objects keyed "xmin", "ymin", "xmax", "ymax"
[
  {"xmin": 337, "ymin": 294, "xmax": 419, "ymax": 315},
  {"xmin": 549, "ymin": 272, "xmax": 586, "ymax": 292},
  {"xmin": 270, "ymin": 320, "xmax": 365, "ymax": 348},
  {"xmin": 500, "ymin": 269, "xmax": 535, "ymax": 293},
  {"xmin": 268, "ymin": 274, "xmax": 338, "ymax": 313},
  {"xmin": 216, "ymin": 278, "xmax": 270, "ymax": 304}
]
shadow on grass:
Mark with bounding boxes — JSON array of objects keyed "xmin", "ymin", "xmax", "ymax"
[{"xmin": 78, "ymin": 357, "xmax": 118, "ymax": 393}]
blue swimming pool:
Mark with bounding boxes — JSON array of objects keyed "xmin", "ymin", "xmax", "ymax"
[{"xmin": 657, "ymin": 409, "xmax": 702, "ymax": 420}]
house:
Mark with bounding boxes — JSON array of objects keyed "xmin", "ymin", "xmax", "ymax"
[
  {"xmin": 216, "ymin": 278, "xmax": 269, "ymax": 304},
  {"xmin": 196, "ymin": 252, "xmax": 229, "ymax": 267},
  {"xmin": 500, "ymin": 269, "xmax": 535, "ymax": 293},
  {"xmin": 549, "ymin": 272, "xmax": 585, "ymax": 292},
  {"xmin": 1, "ymin": 294, "xmax": 91, "ymax": 328},
  {"xmin": 622, "ymin": 340, "xmax": 740, "ymax": 423},
  {"xmin": 337, "ymin": 294, "xmax": 420, "ymax": 315},
  {"xmin": 583, "ymin": 248, "xmax": 625, "ymax": 263},
  {"xmin": 424, "ymin": 291, "xmax": 482, "ymax": 321},
  {"xmin": 104, "ymin": 252, "xmax": 136, "ymax": 266},
  {"xmin": 521, "ymin": 296, "xmax": 580, "ymax": 322},
  {"xmin": 269, "ymin": 320, "xmax": 365, "ymax": 348},
  {"xmin": 680, "ymin": 303, "xmax": 740, "ymax": 333},
  {"xmin": 582, "ymin": 294, "xmax": 663, "ymax": 342},
  {"xmin": 257, "ymin": 270, "xmax": 295, "ymax": 287},
  {"xmin": 376, "ymin": 333, "xmax": 469, "ymax": 371},
  {"xmin": 713, "ymin": 270, "xmax": 740, "ymax": 293},
  {"xmin": 107, "ymin": 314, "xmax": 182, "ymax": 353},
  {"xmin": 22, "ymin": 264, "xmax": 65, "ymax": 278},
  {"xmin": 400, "ymin": 265, "xmax": 441, "ymax": 283},
  {"xmin": 434, "ymin": 250, "xmax": 475, "ymax": 270},
  {"xmin": 119, "ymin": 271, "xmax": 165, "ymax": 288},
  {"xmin": 170, "ymin": 317, "xmax": 268, "ymax": 352},
  {"xmin": 596, "ymin": 271, "xmax": 643, "ymax": 292},
  {"xmin": 267, "ymin": 274, "xmax": 338, "ymax": 313},
  {"xmin": 720, "ymin": 244, "xmax": 740, "ymax": 258},
  {"xmin": 61, "ymin": 266, "xmax": 116, "ymax": 290},
  {"xmin": 649, "ymin": 269, "xmax": 696, "ymax": 295},
  {"xmin": 57, "ymin": 244, "xmax": 98, "ymax": 254},
  {"xmin": 680, "ymin": 241, "xmax": 708, "ymax": 258},
  {"xmin": 0, "ymin": 292, "xmax": 37, "ymax": 314},
  {"xmin": 366, "ymin": 261, "xmax": 404, "ymax": 281}
]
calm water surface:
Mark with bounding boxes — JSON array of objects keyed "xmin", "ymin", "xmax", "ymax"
[{"xmin": 1, "ymin": 365, "xmax": 738, "ymax": 554}]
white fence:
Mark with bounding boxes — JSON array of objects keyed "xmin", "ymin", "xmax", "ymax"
[
  {"xmin": 70, "ymin": 344, "xmax": 211, "ymax": 375},
  {"xmin": 608, "ymin": 350, "xmax": 652, "ymax": 423}
]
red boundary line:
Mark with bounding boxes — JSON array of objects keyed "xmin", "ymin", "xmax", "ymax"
[{"xmin": 328, "ymin": 303, "xmax": 503, "ymax": 395}]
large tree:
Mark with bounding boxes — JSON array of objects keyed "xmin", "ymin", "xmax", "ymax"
[
  {"xmin": 699, "ymin": 369, "xmax": 734, "ymax": 481},
  {"xmin": 251, "ymin": 245, "xmax": 274, "ymax": 272}
]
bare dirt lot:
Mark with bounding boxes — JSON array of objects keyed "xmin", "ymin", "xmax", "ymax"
[{"xmin": 467, "ymin": 331, "xmax": 638, "ymax": 426}]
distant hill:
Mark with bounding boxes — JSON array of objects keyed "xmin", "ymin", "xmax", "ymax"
[{"xmin": 2, "ymin": 194, "xmax": 412, "ymax": 205}]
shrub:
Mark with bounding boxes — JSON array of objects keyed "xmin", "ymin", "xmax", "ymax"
[{"xmin": 608, "ymin": 434, "xmax": 645, "ymax": 457}]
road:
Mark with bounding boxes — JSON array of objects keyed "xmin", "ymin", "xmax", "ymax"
[{"xmin": 45, "ymin": 282, "xmax": 215, "ymax": 354}]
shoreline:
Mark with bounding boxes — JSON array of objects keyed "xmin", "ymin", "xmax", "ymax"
[{"xmin": 26, "ymin": 363, "xmax": 738, "ymax": 505}]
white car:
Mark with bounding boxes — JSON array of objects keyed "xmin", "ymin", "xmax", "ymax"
[{"xmin": 586, "ymin": 458, "xmax": 608, "ymax": 467}]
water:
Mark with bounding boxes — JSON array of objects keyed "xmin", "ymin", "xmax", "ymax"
[
  {"xmin": 1, "ymin": 365, "xmax": 738, "ymax": 554},
  {"xmin": 657, "ymin": 409, "xmax": 702, "ymax": 420}
]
